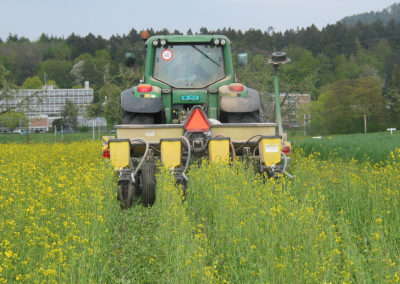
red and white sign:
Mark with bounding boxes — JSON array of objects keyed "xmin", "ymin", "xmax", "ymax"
[{"xmin": 161, "ymin": 49, "xmax": 173, "ymax": 61}]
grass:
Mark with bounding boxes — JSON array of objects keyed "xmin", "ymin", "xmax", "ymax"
[
  {"xmin": 292, "ymin": 132, "xmax": 400, "ymax": 164},
  {"xmin": 109, "ymin": 206, "xmax": 165, "ymax": 283},
  {"xmin": 0, "ymin": 131, "xmax": 113, "ymax": 144}
]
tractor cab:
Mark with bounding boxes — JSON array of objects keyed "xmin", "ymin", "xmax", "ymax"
[{"xmin": 121, "ymin": 34, "xmax": 261, "ymax": 125}]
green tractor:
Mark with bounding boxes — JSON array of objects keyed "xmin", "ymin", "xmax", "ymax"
[
  {"xmin": 122, "ymin": 34, "xmax": 261, "ymax": 124},
  {"xmin": 103, "ymin": 32, "xmax": 291, "ymax": 208}
]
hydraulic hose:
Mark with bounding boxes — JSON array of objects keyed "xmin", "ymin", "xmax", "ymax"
[
  {"xmin": 130, "ymin": 138, "xmax": 150, "ymax": 182},
  {"xmin": 281, "ymin": 152, "xmax": 294, "ymax": 179},
  {"xmin": 235, "ymin": 135, "xmax": 263, "ymax": 153},
  {"xmin": 180, "ymin": 136, "xmax": 191, "ymax": 182}
]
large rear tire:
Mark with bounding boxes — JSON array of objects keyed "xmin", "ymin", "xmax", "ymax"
[
  {"xmin": 225, "ymin": 110, "xmax": 260, "ymax": 123},
  {"xmin": 122, "ymin": 111, "xmax": 155, "ymax": 124},
  {"xmin": 141, "ymin": 159, "xmax": 156, "ymax": 206}
]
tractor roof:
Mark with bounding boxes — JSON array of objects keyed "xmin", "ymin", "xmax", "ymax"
[{"xmin": 146, "ymin": 34, "xmax": 230, "ymax": 45}]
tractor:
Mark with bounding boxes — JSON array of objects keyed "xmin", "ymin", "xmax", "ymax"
[{"xmin": 103, "ymin": 32, "xmax": 291, "ymax": 208}]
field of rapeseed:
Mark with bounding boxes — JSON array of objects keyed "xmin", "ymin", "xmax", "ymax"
[
  {"xmin": 151, "ymin": 149, "xmax": 400, "ymax": 283},
  {"xmin": 0, "ymin": 142, "xmax": 118, "ymax": 282},
  {"xmin": 1, "ymin": 136, "xmax": 399, "ymax": 283}
]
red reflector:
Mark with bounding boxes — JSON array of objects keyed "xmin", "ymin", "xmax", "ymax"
[
  {"xmin": 137, "ymin": 84, "xmax": 152, "ymax": 93},
  {"xmin": 283, "ymin": 145, "xmax": 291, "ymax": 155},
  {"xmin": 228, "ymin": 83, "xmax": 244, "ymax": 92},
  {"xmin": 103, "ymin": 148, "xmax": 110, "ymax": 159},
  {"xmin": 184, "ymin": 109, "xmax": 210, "ymax": 132}
]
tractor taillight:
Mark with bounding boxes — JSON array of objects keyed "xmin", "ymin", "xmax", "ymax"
[
  {"xmin": 283, "ymin": 145, "xmax": 291, "ymax": 155},
  {"xmin": 184, "ymin": 108, "xmax": 210, "ymax": 132},
  {"xmin": 228, "ymin": 83, "xmax": 244, "ymax": 92},
  {"xmin": 137, "ymin": 84, "xmax": 152, "ymax": 93},
  {"xmin": 103, "ymin": 148, "xmax": 110, "ymax": 159}
]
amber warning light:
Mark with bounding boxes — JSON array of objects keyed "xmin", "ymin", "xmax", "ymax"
[
  {"xmin": 103, "ymin": 148, "xmax": 110, "ymax": 159},
  {"xmin": 283, "ymin": 145, "xmax": 291, "ymax": 155},
  {"xmin": 137, "ymin": 84, "xmax": 152, "ymax": 93},
  {"xmin": 141, "ymin": 30, "xmax": 149, "ymax": 41},
  {"xmin": 184, "ymin": 108, "xmax": 211, "ymax": 132}
]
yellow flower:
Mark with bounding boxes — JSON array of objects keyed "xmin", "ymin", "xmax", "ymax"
[{"xmin": 5, "ymin": 250, "xmax": 13, "ymax": 258}]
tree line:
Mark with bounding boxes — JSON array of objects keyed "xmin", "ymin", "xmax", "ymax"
[{"xmin": 1, "ymin": 16, "xmax": 400, "ymax": 134}]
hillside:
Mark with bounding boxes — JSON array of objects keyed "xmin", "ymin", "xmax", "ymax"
[{"xmin": 340, "ymin": 2, "xmax": 400, "ymax": 26}]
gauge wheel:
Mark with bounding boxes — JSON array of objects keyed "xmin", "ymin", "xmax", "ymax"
[
  {"xmin": 118, "ymin": 180, "xmax": 135, "ymax": 209},
  {"xmin": 141, "ymin": 159, "xmax": 156, "ymax": 206}
]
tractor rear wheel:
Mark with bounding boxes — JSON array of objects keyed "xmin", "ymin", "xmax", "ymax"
[
  {"xmin": 122, "ymin": 111, "xmax": 155, "ymax": 124},
  {"xmin": 141, "ymin": 159, "xmax": 156, "ymax": 206},
  {"xmin": 226, "ymin": 110, "xmax": 260, "ymax": 123}
]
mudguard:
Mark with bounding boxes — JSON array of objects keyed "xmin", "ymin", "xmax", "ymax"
[
  {"xmin": 219, "ymin": 87, "xmax": 260, "ymax": 113},
  {"xmin": 121, "ymin": 88, "xmax": 162, "ymax": 113}
]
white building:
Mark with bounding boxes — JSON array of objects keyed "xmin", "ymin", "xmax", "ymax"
[
  {"xmin": 8, "ymin": 84, "xmax": 93, "ymax": 119},
  {"xmin": 260, "ymin": 93, "xmax": 311, "ymax": 127},
  {"xmin": 1, "ymin": 82, "xmax": 95, "ymax": 131}
]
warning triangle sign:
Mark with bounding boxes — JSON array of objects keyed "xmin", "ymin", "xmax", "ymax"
[{"xmin": 184, "ymin": 109, "xmax": 210, "ymax": 132}]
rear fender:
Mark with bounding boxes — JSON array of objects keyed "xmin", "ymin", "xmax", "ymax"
[
  {"xmin": 219, "ymin": 86, "xmax": 260, "ymax": 113},
  {"xmin": 121, "ymin": 88, "xmax": 162, "ymax": 113}
]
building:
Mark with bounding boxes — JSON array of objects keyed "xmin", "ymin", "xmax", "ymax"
[
  {"xmin": 30, "ymin": 116, "xmax": 49, "ymax": 133},
  {"xmin": 260, "ymin": 93, "xmax": 311, "ymax": 127},
  {"xmin": 12, "ymin": 84, "xmax": 93, "ymax": 119},
  {"xmin": 0, "ymin": 82, "xmax": 95, "ymax": 132}
]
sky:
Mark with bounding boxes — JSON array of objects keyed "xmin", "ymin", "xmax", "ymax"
[{"xmin": 0, "ymin": 0, "xmax": 398, "ymax": 41}]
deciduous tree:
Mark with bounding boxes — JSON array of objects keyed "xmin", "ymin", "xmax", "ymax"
[{"xmin": 61, "ymin": 99, "xmax": 79, "ymax": 131}]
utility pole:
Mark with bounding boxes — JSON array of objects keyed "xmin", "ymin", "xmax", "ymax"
[
  {"xmin": 363, "ymin": 114, "xmax": 367, "ymax": 134},
  {"xmin": 98, "ymin": 116, "xmax": 100, "ymax": 140}
]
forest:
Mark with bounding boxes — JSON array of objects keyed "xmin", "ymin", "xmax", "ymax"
[{"xmin": 1, "ymin": 3, "xmax": 400, "ymax": 134}]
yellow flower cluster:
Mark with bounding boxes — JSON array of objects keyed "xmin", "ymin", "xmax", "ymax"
[
  {"xmin": 154, "ymin": 148, "xmax": 400, "ymax": 283},
  {"xmin": 0, "ymin": 142, "xmax": 118, "ymax": 282}
]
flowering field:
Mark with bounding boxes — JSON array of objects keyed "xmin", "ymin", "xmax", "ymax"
[
  {"xmin": 150, "ymin": 150, "xmax": 400, "ymax": 283},
  {"xmin": 0, "ymin": 142, "xmax": 118, "ymax": 282},
  {"xmin": 1, "ymin": 138, "xmax": 400, "ymax": 283}
]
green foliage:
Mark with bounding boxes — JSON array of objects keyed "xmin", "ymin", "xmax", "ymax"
[
  {"xmin": 0, "ymin": 62, "xmax": 14, "ymax": 90},
  {"xmin": 0, "ymin": 111, "xmax": 28, "ymax": 130},
  {"xmin": 311, "ymin": 76, "xmax": 386, "ymax": 134},
  {"xmin": 100, "ymin": 83, "xmax": 122, "ymax": 126},
  {"xmin": 52, "ymin": 118, "xmax": 65, "ymax": 130},
  {"xmin": 340, "ymin": 3, "xmax": 400, "ymax": 26},
  {"xmin": 37, "ymin": 59, "xmax": 73, "ymax": 88},
  {"xmin": 61, "ymin": 99, "xmax": 79, "ymax": 131},
  {"xmin": 46, "ymin": 79, "xmax": 59, "ymax": 88},
  {"xmin": 386, "ymin": 64, "xmax": 400, "ymax": 127},
  {"xmin": 22, "ymin": 76, "xmax": 43, "ymax": 89},
  {"xmin": 0, "ymin": 42, "xmax": 43, "ymax": 84}
]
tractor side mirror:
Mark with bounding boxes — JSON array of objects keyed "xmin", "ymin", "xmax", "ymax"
[
  {"xmin": 125, "ymin": 52, "xmax": 136, "ymax": 67},
  {"xmin": 237, "ymin": 53, "xmax": 248, "ymax": 66}
]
